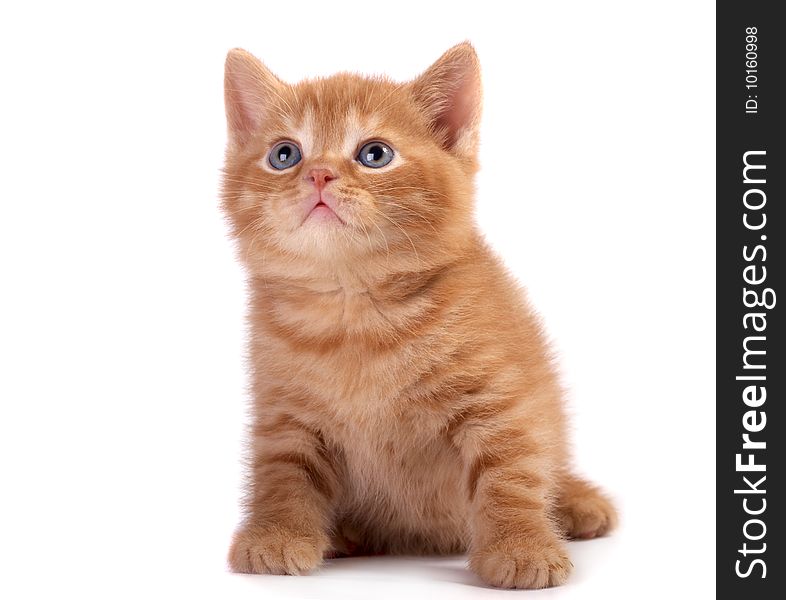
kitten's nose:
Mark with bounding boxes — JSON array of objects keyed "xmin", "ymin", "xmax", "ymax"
[{"xmin": 306, "ymin": 168, "xmax": 337, "ymax": 191}]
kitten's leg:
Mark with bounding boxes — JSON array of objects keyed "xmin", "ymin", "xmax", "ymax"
[
  {"xmin": 554, "ymin": 473, "xmax": 618, "ymax": 539},
  {"xmin": 323, "ymin": 521, "xmax": 366, "ymax": 558},
  {"xmin": 228, "ymin": 412, "xmax": 339, "ymax": 575},
  {"xmin": 454, "ymin": 413, "xmax": 572, "ymax": 589}
]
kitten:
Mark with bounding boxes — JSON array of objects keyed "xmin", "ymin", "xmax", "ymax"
[{"xmin": 221, "ymin": 43, "xmax": 616, "ymax": 589}]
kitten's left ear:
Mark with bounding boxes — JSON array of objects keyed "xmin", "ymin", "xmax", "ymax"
[{"xmin": 410, "ymin": 42, "xmax": 482, "ymax": 157}]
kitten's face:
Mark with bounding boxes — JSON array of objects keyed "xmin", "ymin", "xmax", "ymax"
[{"xmin": 222, "ymin": 45, "xmax": 482, "ymax": 274}]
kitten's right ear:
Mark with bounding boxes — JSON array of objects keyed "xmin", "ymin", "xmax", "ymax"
[{"xmin": 224, "ymin": 49, "xmax": 284, "ymax": 147}]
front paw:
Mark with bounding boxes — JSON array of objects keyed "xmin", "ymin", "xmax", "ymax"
[
  {"xmin": 228, "ymin": 524, "xmax": 327, "ymax": 575},
  {"xmin": 469, "ymin": 536, "xmax": 572, "ymax": 589}
]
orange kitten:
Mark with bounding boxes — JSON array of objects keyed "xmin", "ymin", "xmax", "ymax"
[{"xmin": 221, "ymin": 43, "xmax": 616, "ymax": 589}]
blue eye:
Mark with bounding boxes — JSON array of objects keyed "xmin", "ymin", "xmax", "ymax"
[
  {"xmin": 268, "ymin": 141, "xmax": 302, "ymax": 170},
  {"xmin": 357, "ymin": 141, "xmax": 394, "ymax": 168}
]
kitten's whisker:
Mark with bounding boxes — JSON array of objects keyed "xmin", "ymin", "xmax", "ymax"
[
  {"xmin": 367, "ymin": 185, "xmax": 450, "ymax": 200},
  {"xmin": 358, "ymin": 220, "xmax": 374, "ymax": 257},
  {"xmin": 377, "ymin": 200, "xmax": 439, "ymax": 236},
  {"xmin": 221, "ymin": 204, "xmax": 261, "ymax": 217},
  {"xmin": 369, "ymin": 206, "xmax": 421, "ymax": 268},
  {"xmin": 370, "ymin": 218, "xmax": 391, "ymax": 265},
  {"xmin": 222, "ymin": 177, "xmax": 279, "ymax": 189},
  {"xmin": 236, "ymin": 214, "xmax": 267, "ymax": 238}
]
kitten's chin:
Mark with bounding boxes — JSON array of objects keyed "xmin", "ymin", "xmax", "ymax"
[{"xmin": 283, "ymin": 223, "xmax": 360, "ymax": 262}]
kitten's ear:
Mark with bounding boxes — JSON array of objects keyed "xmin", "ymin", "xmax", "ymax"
[
  {"xmin": 410, "ymin": 42, "xmax": 482, "ymax": 157},
  {"xmin": 224, "ymin": 48, "xmax": 285, "ymax": 147}
]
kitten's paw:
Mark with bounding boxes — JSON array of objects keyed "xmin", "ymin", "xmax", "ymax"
[
  {"xmin": 556, "ymin": 478, "xmax": 618, "ymax": 539},
  {"xmin": 228, "ymin": 525, "xmax": 327, "ymax": 575},
  {"xmin": 469, "ymin": 537, "xmax": 572, "ymax": 589}
]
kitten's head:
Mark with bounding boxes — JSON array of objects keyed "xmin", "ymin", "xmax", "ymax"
[{"xmin": 222, "ymin": 43, "xmax": 481, "ymax": 277}]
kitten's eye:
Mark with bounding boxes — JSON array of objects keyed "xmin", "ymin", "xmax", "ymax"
[
  {"xmin": 268, "ymin": 141, "xmax": 302, "ymax": 170},
  {"xmin": 357, "ymin": 141, "xmax": 394, "ymax": 168}
]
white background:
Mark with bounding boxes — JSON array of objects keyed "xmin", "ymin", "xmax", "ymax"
[{"xmin": 0, "ymin": 1, "xmax": 715, "ymax": 598}]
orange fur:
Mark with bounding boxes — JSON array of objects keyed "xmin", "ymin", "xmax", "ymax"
[{"xmin": 221, "ymin": 43, "xmax": 616, "ymax": 589}]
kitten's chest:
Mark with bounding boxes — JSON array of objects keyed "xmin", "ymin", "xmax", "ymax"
[
  {"xmin": 260, "ymin": 288, "xmax": 438, "ymax": 403},
  {"xmin": 326, "ymin": 411, "xmax": 468, "ymax": 541},
  {"xmin": 258, "ymin": 287, "xmax": 470, "ymax": 541}
]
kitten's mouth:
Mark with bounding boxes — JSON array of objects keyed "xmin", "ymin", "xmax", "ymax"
[{"xmin": 303, "ymin": 195, "xmax": 345, "ymax": 225}]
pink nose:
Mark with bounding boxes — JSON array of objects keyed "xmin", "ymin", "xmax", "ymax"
[{"xmin": 306, "ymin": 168, "xmax": 337, "ymax": 191}]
